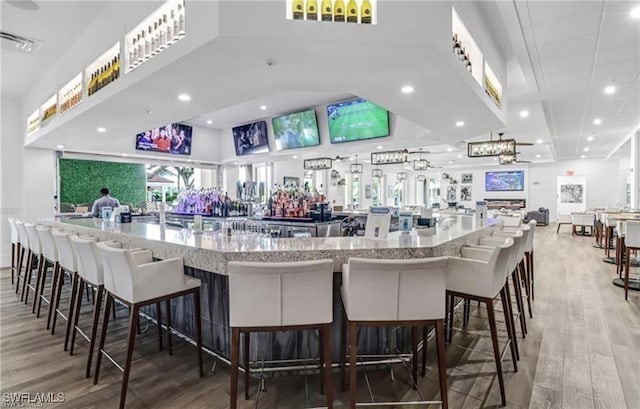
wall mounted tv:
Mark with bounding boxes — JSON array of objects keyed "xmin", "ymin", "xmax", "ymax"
[
  {"xmin": 232, "ymin": 120, "xmax": 269, "ymax": 156},
  {"xmin": 327, "ymin": 99, "xmax": 390, "ymax": 143},
  {"xmin": 485, "ymin": 170, "xmax": 525, "ymax": 192},
  {"xmin": 135, "ymin": 123, "xmax": 192, "ymax": 155},
  {"xmin": 272, "ymin": 109, "xmax": 320, "ymax": 150}
]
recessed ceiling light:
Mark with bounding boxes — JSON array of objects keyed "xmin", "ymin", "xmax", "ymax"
[
  {"xmin": 233, "ymin": 161, "xmax": 239, "ymax": 165},
  {"xmin": 455, "ymin": 121, "xmax": 465, "ymax": 127},
  {"xmin": 604, "ymin": 85, "xmax": 616, "ymax": 95},
  {"xmin": 260, "ymin": 105, "xmax": 267, "ymax": 111},
  {"xmin": 493, "ymin": 157, "xmax": 498, "ymax": 161},
  {"xmin": 293, "ymin": 155, "xmax": 298, "ymax": 159},
  {"xmin": 178, "ymin": 93, "xmax": 191, "ymax": 102},
  {"xmin": 581, "ymin": 155, "xmax": 586, "ymax": 159},
  {"xmin": 377, "ymin": 145, "xmax": 383, "ymax": 150},
  {"xmin": 447, "ymin": 147, "xmax": 453, "ymax": 152},
  {"xmin": 206, "ymin": 120, "xmax": 212, "ymax": 124},
  {"xmin": 97, "ymin": 127, "xmax": 106, "ymax": 133},
  {"xmin": 587, "ymin": 136, "xmax": 595, "ymax": 142},
  {"xmin": 631, "ymin": 5, "xmax": 640, "ymax": 19},
  {"xmin": 448, "ymin": 160, "xmax": 453, "ymax": 164},
  {"xmin": 401, "ymin": 85, "xmax": 414, "ymax": 94},
  {"xmin": 536, "ymin": 154, "xmax": 541, "ymax": 158},
  {"xmin": 519, "ymin": 110, "xmax": 529, "ymax": 118},
  {"xmin": 536, "ymin": 138, "xmax": 543, "ymax": 144},
  {"xmin": 56, "ymin": 144, "xmax": 64, "ymax": 149},
  {"xmin": 593, "ymin": 118, "xmax": 602, "ymax": 125},
  {"xmin": 457, "ymin": 154, "xmax": 462, "ymax": 158},
  {"xmin": 121, "ymin": 153, "xmax": 128, "ymax": 157},
  {"xmin": 584, "ymin": 147, "xmax": 589, "ymax": 152}
]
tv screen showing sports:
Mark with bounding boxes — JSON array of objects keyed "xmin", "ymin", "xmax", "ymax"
[
  {"xmin": 232, "ymin": 121, "xmax": 269, "ymax": 156},
  {"xmin": 272, "ymin": 109, "xmax": 320, "ymax": 150},
  {"xmin": 135, "ymin": 123, "xmax": 192, "ymax": 155},
  {"xmin": 327, "ymin": 99, "xmax": 390, "ymax": 143},
  {"xmin": 485, "ymin": 171, "xmax": 525, "ymax": 191}
]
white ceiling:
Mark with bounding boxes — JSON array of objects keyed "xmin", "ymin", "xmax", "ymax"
[
  {"xmin": 2, "ymin": 1, "xmax": 636, "ymax": 169},
  {"xmin": 0, "ymin": 0, "xmax": 110, "ymax": 98},
  {"xmin": 515, "ymin": 0, "xmax": 640, "ymax": 160}
]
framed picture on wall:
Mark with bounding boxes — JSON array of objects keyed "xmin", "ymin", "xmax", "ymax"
[
  {"xmin": 460, "ymin": 185, "xmax": 472, "ymax": 201},
  {"xmin": 461, "ymin": 173, "xmax": 473, "ymax": 184},
  {"xmin": 446, "ymin": 185, "xmax": 457, "ymax": 202},
  {"xmin": 283, "ymin": 176, "xmax": 300, "ymax": 188},
  {"xmin": 560, "ymin": 184, "xmax": 584, "ymax": 203}
]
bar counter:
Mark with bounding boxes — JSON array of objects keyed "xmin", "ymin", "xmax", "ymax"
[{"xmin": 40, "ymin": 215, "xmax": 497, "ymax": 365}]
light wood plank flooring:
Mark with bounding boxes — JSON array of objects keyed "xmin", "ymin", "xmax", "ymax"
[{"xmin": 1, "ymin": 224, "xmax": 638, "ymax": 408}]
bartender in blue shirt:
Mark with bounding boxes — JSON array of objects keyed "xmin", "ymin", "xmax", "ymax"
[{"xmin": 92, "ymin": 187, "xmax": 120, "ymax": 218}]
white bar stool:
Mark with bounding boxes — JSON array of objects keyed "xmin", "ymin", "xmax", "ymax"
[
  {"xmin": 14, "ymin": 220, "xmax": 30, "ymax": 297},
  {"xmin": 524, "ymin": 220, "xmax": 537, "ymax": 301},
  {"xmin": 69, "ymin": 235, "xmax": 122, "ymax": 378},
  {"xmin": 93, "ymin": 244, "xmax": 203, "ymax": 409},
  {"xmin": 50, "ymin": 230, "xmax": 79, "ymax": 335},
  {"xmin": 447, "ymin": 238, "xmax": 514, "ymax": 407},
  {"xmin": 34, "ymin": 226, "xmax": 58, "ymax": 318},
  {"xmin": 23, "ymin": 223, "xmax": 44, "ymax": 307},
  {"xmin": 340, "ymin": 257, "xmax": 449, "ymax": 409},
  {"xmin": 495, "ymin": 224, "xmax": 534, "ymax": 319},
  {"xmin": 623, "ymin": 221, "xmax": 640, "ymax": 300},
  {"xmin": 227, "ymin": 259, "xmax": 335, "ymax": 409},
  {"xmin": 8, "ymin": 217, "xmax": 19, "ymax": 285},
  {"xmin": 496, "ymin": 213, "xmax": 522, "ymax": 227}
]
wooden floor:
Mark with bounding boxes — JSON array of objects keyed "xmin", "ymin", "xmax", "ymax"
[{"xmin": 1, "ymin": 224, "xmax": 639, "ymax": 408}]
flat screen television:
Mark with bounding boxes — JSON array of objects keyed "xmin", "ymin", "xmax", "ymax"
[
  {"xmin": 485, "ymin": 170, "xmax": 525, "ymax": 191},
  {"xmin": 232, "ymin": 121, "xmax": 269, "ymax": 156},
  {"xmin": 272, "ymin": 109, "xmax": 320, "ymax": 150},
  {"xmin": 135, "ymin": 123, "xmax": 192, "ymax": 155},
  {"xmin": 327, "ymin": 99, "xmax": 390, "ymax": 143}
]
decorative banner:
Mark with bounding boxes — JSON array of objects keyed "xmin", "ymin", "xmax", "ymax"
[
  {"xmin": 461, "ymin": 173, "xmax": 473, "ymax": 183},
  {"xmin": 304, "ymin": 157, "xmax": 332, "ymax": 170}
]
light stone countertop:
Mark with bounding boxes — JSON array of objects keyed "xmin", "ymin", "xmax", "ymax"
[{"xmin": 41, "ymin": 216, "xmax": 497, "ymax": 274}]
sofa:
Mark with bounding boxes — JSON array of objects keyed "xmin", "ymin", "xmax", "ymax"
[{"xmin": 524, "ymin": 207, "xmax": 549, "ymax": 226}]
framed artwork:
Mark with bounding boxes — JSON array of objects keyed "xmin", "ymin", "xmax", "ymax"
[
  {"xmin": 365, "ymin": 184, "xmax": 372, "ymax": 199},
  {"xmin": 460, "ymin": 185, "xmax": 472, "ymax": 201},
  {"xmin": 283, "ymin": 176, "xmax": 300, "ymax": 187},
  {"xmin": 446, "ymin": 185, "xmax": 457, "ymax": 202},
  {"xmin": 461, "ymin": 173, "xmax": 473, "ymax": 184},
  {"xmin": 560, "ymin": 184, "xmax": 584, "ymax": 203}
]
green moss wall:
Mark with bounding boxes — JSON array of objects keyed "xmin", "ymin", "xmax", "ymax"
[{"xmin": 59, "ymin": 159, "xmax": 146, "ymax": 206}]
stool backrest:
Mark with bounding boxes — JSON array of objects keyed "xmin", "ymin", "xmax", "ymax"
[
  {"xmin": 228, "ymin": 259, "xmax": 334, "ymax": 327},
  {"xmin": 15, "ymin": 220, "xmax": 29, "ymax": 248},
  {"xmin": 625, "ymin": 221, "xmax": 640, "ymax": 248},
  {"xmin": 36, "ymin": 226, "xmax": 57, "ymax": 262},
  {"xmin": 488, "ymin": 229, "xmax": 524, "ymax": 273},
  {"xmin": 497, "ymin": 214, "xmax": 521, "ymax": 227},
  {"xmin": 25, "ymin": 223, "xmax": 42, "ymax": 254},
  {"xmin": 525, "ymin": 220, "xmax": 536, "ymax": 252},
  {"xmin": 69, "ymin": 235, "xmax": 100, "ymax": 283},
  {"xmin": 343, "ymin": 257, "xmax": 449, "ymax": 321},
  {"xmin": 478, "ymin": 236, "xmax": 516, "ymax": 281},
  {"xmin": 571, "ymin": 213, "xmax": 594, "ymax": 226},
  {"xmin": 8, "ymin": 217, "xmax": 18, "ymax": 244},
  {"xmin": 96, "ymin": 244, "xmax": 142, "ymax": 302},
  {"xmin": 51, "ymin": 230, "xmax": 77, "ymax": 272}
]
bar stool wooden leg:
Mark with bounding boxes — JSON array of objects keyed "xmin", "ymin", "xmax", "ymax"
[
  {"xmin": 193, "ymin": 289, "xmax": 204, "ymax": 378},
  {"xmin": 15, "ymin": 246, "xmax": 24, "ymax": 295},
  {"xmin": 119, "ymin": 304, "xmax": 139, "ymax": 409},
  {"xmin": 486, "ymin": 299, "xmax": 507, "ymax": 406},
  {"xmin": 421, "ymin": 325, "xmax": 428, "ymax": 377},
  {"xmin": 511, "ymin": 271, "xmax": 527, "ymax": 337},
  {"xmin": 411, "ymin": 326, "xmax": 418, "ymax": 388},
  {"xmin": 435, "ymin": 319, "xmax": 448, "ymax": 409},
  {"xmin": 348, "ymin": 321, "xmax": 358, "ymax": 409},
  {"xmin": 625, "ymin": 247, "xmax": 631, "ymax": 301},
  {"xmin": 20, "ymin": 250, "xmax": 32, "ymax": 302},
  {"xmin": 46, "ymin": 264, "xmax": 61, "ymax": 330},
  {"xmin": 500, "ymin": 287, "xmax": 518, "ymax": 370},
  {"xmin": 36, "ymin": 260, "xmax": 50, "ymax": 318},
  {"xmin": 319, "ymin": 327, "xmax": 325, "ymax": 394},
  {"xmin": 155, "ymin": 303, "xmax": 163, "ymax": 351},
  {"xmin": 502, "ymin": 285, "xmax": 520, "ymax": 361},
  {"xmin": 230, "ymin": 327, "xmax": 240, "ymax": 409},
  {"xmin": 69, "ymin": 277, "xmax": 86, "ymax": 356},
  {"xmin": 64, "ymin": 272, "xmax": 80, "ymax": 348},
  {"xmin": 10, "ymin": 243, "xmax": 16, "ymax": 285},
  {"xmin": 165, "ymin": 299, "xmax": 173, "ymax": 355},
  {"xmin": 322, "ymin": 323, "xmax": 334, "ymax": 409},
  {"xmin": 50, "ymin": 269, "xmax": 66, "ymax": 335},
  {"xmin": 244, "ymin": 331, "xmax": 250, "ymax": 400},
  {"xmin": 86, "ymin": 285, "xmax": 104, "ymax": 378},
  {"xmin": 530, "ymin": 250, "xmax": 535, "ymax": 301},
  {"xmin": 340, "ymin": 311, "xmax": 347, "ymax": 391},
  {"xmin": 94, "ymin": 293, "xmax": 113, "ymax": 385},
  {"xmin": 31, "ymin": 257, "xmax": 45, "ymax": 313},
  {"xmin": 520, "ymin": 260, "xmax": 533, "ymax": 318}
]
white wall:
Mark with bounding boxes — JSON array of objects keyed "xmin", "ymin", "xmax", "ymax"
[
  {"xmin": 0, "ymin": 97, "xmax": 24, "ymax": 267},
  {"xmin": 22, "ymin": 148, "xmax": 57, "ymax": 223}
]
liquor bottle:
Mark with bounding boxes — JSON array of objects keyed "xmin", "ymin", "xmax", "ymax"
[
  {"xmin": 306, "ymin": 0, "xmax": 318, "ymax": 20},
  {"xmin": 129, "ymin": 39, "xmax": 136, "ymax": 69},
  {"xmin": 136, "ymin": 34, "xmax": 143, "ymax": 64},
  {"xmin": 360, "ymin": 0, "xmax": 372, "ymax": 23},
  {"xmin": 321, "ymin": 0, "xmax": 332, "ymax": 21},
  {"xmin": 160, "ymin": 15, "xmax": 167, "ymax": 49},
  {"xmin": 292, "ymin": 0, "xmax": 304, "ymax": 19},
  {"xmin": 115, "ymin": 55, "xmax": 120, "ymax": 79},
  {"xmin": 334, "ymin": 0, "xmax": 345, "ymax": 21},
  {"xmin": 144, "ymin": 26, "xmax": 151, "ymax": 59},
  {"xmin": 452, "ymin": 34, "xmax": 461, "ymax": 55},
  {"xmin": 173, "ymin": 8, "xmax": 179, "ymax": 40},
  {"xmin": 151, "ymin": 22, "xmax": 158, "ymax": 55},
  {"xmin": 177, "ymin": 3, "xmax": 185, "ymax": 38},
  {"xmin": 156, "ymin": 19, "xmax": 162, "ymax": 51},
  {"xmin": 167, "ymin": 11, "xmax": 174, "ymax": 45},
  {"xmin": 346, "ymin": 0, "xmax": 358, "ymax": 22}
]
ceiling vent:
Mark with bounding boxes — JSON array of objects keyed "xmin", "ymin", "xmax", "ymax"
[{"xmin": 1, "ymin": 30, "xmax": 43, "ymax": 55}]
